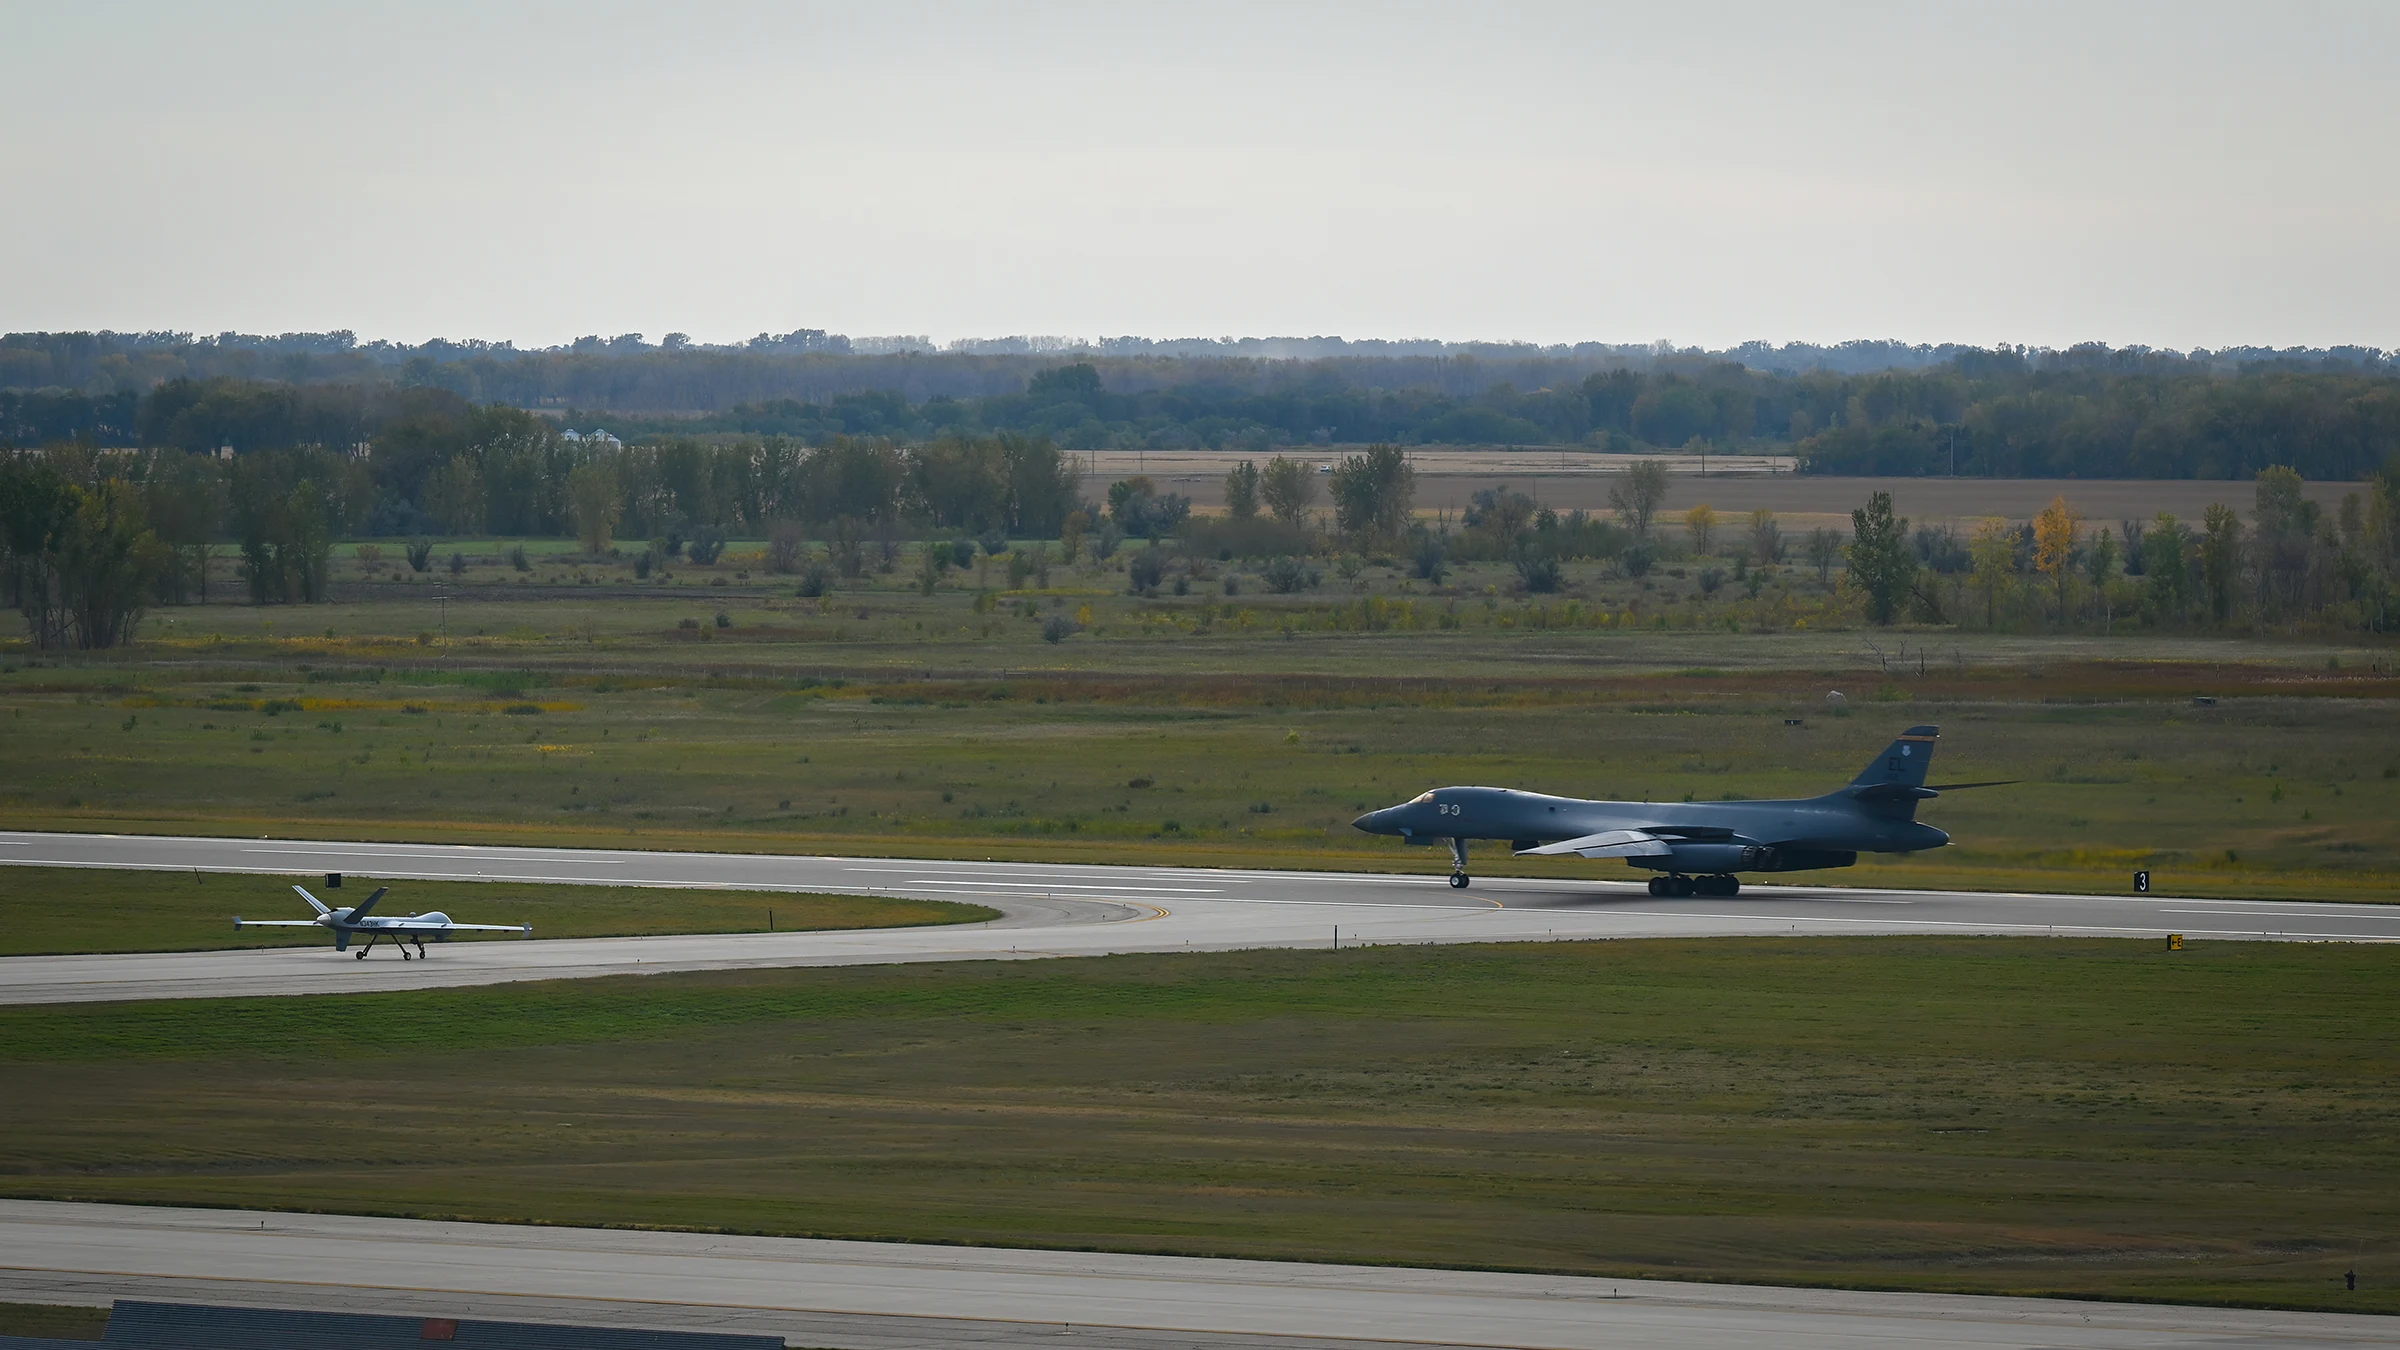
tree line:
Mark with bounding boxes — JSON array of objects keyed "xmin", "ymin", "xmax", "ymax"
[
  {"xmin": 6, "ymin": 346, "xmax": 2399, "ymax": 481},
  {"xmin": 5, "ymin": 423, "xmax": 2393, "ymax": 646}
]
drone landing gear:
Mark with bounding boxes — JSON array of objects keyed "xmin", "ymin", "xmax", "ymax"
[
  {"xmin": 1648, "ymin": 874, "xmax": 1740, "ymax": 898},
  {"xmin": 1447, "ymin": 838, "xmax": 1470, "ymax": 889}
]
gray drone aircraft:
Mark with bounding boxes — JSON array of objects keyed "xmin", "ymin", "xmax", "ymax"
[
  {"xmin": 1353, "ymin": 725, "xmax": 2008, "ymax": 896},
  {"xmin": 236, "ymin": 884, "xmax": 531, "ymax": 959}
]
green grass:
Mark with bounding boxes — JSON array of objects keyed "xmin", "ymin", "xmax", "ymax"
[
  {"xmin": 2, "ymin": 652, "xmax": 2395, "ymax": 901},
  {"xmin": 0, "ymin": 867, "xmax": 995, "ymax": 956},
  {"xmin": 4, "ymin": 938, "xmax": 2393, "ymax": 1313},
  {"xmin": 0, "ymin": 1303, "xmax": 105, "ymax": 1340},
  {"xmin": 4, "ymin": 544, "xmax": 2396, "ymax": 898}
]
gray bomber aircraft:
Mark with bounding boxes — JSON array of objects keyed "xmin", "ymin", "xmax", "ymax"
[
  {"xmin": 1353, "ymin": 725, "xmax": 2009, "ymax": 896},
  {"xmin": 236, "ymin": 884, "xmax": 531, "ymax": 959}
]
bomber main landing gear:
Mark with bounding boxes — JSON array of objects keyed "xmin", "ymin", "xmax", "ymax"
[
  {"xmin": 1448, "ymin": 838, "xmax": 1471, "ymax": 889},
  {"xmin": 1648, "ymin": 875, "xmax": 1740, "ymax": 898}
]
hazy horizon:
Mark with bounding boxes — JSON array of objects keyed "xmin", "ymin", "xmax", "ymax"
[{"xmin": 5, "ymin": 2, "xmax": 2394, "ymax": 351}]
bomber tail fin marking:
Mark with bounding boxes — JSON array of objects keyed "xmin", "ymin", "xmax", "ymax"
[{"xmin": 1849, "ymin": 725, "xmax": 1939, "ymax": 791}]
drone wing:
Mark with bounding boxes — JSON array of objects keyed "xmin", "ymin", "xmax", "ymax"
[{"xmin": 289, "ymin": 885, "xmax": 332, "ymax": 916}]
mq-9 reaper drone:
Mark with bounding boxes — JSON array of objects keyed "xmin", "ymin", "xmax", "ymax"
[{"xmin": 237, "ymin": 883, "xmax": 531, "ymax": 959}]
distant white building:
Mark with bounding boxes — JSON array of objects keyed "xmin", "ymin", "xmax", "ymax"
[{"xmin": 560, "ymin": 429, "xmax": 623, "ymax": 450}]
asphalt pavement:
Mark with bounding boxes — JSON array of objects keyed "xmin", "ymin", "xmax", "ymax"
[
  {"xmin": 3, "ymin": 830, "xmax": 2396, "ymax": 1004},
  {"xmin": 3, "ymin": 1201, "xmax": 2393, "ymax": 1350}
]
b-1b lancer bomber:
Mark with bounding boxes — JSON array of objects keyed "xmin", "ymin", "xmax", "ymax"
[
  {"xmin": 1354, "ymin": 725, "xmax": 2008, "ymax": 895},
  {"xmin": 236, "ymin": 884, "xmax": 532, "ymax": 959}
]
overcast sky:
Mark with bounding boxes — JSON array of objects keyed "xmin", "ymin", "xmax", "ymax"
[{"xmin": 3, "ymin": 1, "xmax": 2393, "ymax": 351}]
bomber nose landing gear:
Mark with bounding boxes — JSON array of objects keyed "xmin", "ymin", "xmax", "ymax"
[
  {"xmin": 1448, "ymin": 838, "xmax": 1471, "ymax": 888},
  {"xmin": 1648, "ymin": 875, "xmax": 1741, "ymax": 898}
]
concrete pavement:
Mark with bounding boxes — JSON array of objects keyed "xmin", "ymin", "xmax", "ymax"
[{"xmin": 3, "ymin": 1201, "xmax": 2393, "ymax": 1350}]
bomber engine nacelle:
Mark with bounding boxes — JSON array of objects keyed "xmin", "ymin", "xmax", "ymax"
[{"xmin": 1634, "ymin": 844, "xmax": 1859, "ymax": 874}]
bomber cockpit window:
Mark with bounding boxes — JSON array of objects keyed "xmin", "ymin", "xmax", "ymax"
[{"xmin": 1412, "ymin": 791, "xmax": 1435, "ymax": 803}]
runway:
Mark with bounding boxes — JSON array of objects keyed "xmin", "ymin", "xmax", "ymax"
[
  {"xmin": 4, "ymin": 829, "xmax": 2398, "ymax": 1005},
  {"xmin": 3, "ymin": 1201, "xmax": 2393, "ymax": 1350}
]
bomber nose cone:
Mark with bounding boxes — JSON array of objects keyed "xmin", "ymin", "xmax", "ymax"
[{"xmin": 1353, "ymin": 807, "xmax": 1388, "ymax": 833}]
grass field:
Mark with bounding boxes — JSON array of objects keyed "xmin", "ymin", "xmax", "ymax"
[
  {"xmin": 0, "ymin": 1303, "xmax": 103, "ymax": 1341},
  {"xmin": 0, "ymin": 867, "xmax": 995, "ymax": 957},
  {"xmin": 3, "ymin": 537, "xmax": 2395, "ymax": 900},
  {"xmin": 5, "ymin": 938, "xmax": 2393, "ymax": 1313},
  {"xmin": 3, "ymin": 631, "xmax": 2395, "ymax": 901}
]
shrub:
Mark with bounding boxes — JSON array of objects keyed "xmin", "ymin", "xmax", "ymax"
[
  {"xmin": 1127, "ymin": 547, "xmax": 1166, "ymax": 595},
  {"xmin": 1622, "ymin": 544, "xmax": 1655, "ymax": 578},
  {"xmin": 1185, "ymin": 515, "xmax": 1314, "ymax": 562},
  {"xmin": 502, "ymin": 703, "xmax": 541, "ymax": 716},
  {"xmin": 405, "ymin": 540, "xmax": 433, "ymax": 572},
  {"xmin": 1411, "ymin": 533, "xmax": 1448, "ymax": 583},
  {"xmin": 634, "ymin": 552, "xmax": 653, "ymax": 579},
  {"xmin": 1223, "ymin": 574, "xmax": 1241, "ymax": 596},
  {"xmin": 677, "ymin": 616, "xmax": 700, "ymax": 630},
  {"xmin": 508, "ymin": 544, "xmax": 531, "ymax": 572},
  {"xmin": 687, "ymin": 526, "xmax": 727, "ymax": 566},
  {"xmin": 447, "ymin": 551, "xmax": 466, "ymax": 575},
  {"xmin": 1698, "ymin": 566, "xmax": 1726, "ymax": 596},
  {"xmin": 1041, "ymin": 615, "xmax": 1080, "ymax": 643},
  {"xmin": 355, "ymin": 544, "xmax": 383, "ymax": 565},
  {"xmin": 1262, "ymin": 556, "xmax": 1319, "ymax": 593},
  {"xmin": 714, "ymin": 611, "xmax": 732, "ymax": 629},
  {"xmin": 1516, "ymin": 555, "xmax": 1563, "ymax": 593},
  {"xmin": 797, "ymin": 562, "xmax": 831, "ymax": 598}
]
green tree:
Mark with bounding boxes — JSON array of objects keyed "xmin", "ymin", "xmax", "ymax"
[
  {"xmin": 57, "ymin": 479, "xmax": 168, "ymax": 647},
  {"xmin": 2200, "ymin": 503, "xmax": 2243, "ymax": 623},
  {"xmin": 1967, "ymin": 517, "xmax": 2017, "ymax": 628},
  {"xmin": 1845, "ymin": 490, "xmax": 1915, "ymax": 625},
  {"xmin": 2251, "ymin": 465, "xmax": 2318, "ymax": 623},
  {"xmin": 1260, "ymin": 456, "xmax": 1316, "ymax": 525},
  {"xmin": 1608, "ymin": 459, "xmax": 1669, "ymax": 538},
  {"xmin": 567, "ymin": 460, "xmax": 623, "ymax": 555},
  {"xmin": 1223, "ymin": 461, "xmax": 1261, "ymax": 519},
  {"xmin": 2141, "ymin": 513, "xmax": 2193, "ymax": 623},
  {"xmin": 0, "ymin": 458, "xmax": 75, "ymax": 647},
  {"xmin": 1804, "ymin": 527, "xmax": 1842, "ymax": 585},
  {"xmin": 1328, "ymin": 444, "xmax": 1415, "ymax": 540},
  {"xmin": 142, "ymin": 452, "xmax": 226, "ymax": 604},
  {"xmin": 426, "ymin": 457, "xmax": 485, "ymax": 535}
]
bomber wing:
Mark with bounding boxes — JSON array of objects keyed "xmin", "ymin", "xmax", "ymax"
[{"xmin": 1517, "ymin": 829, "xmax": 1675, "ymax": 859}]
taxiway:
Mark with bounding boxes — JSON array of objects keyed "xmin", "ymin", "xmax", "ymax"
[{"xmin": 4, "ymin": 831, "xmax": 2395, "ymax": 1004}]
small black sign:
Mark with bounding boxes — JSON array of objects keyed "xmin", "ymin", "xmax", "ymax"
[
  {"xmin": 326, "ymin": 872, "xmax": 342, "ymax": 889},
  {"xmin": 2134, "ymin": 870, "xmax": 2150, "ymax": 894}
]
